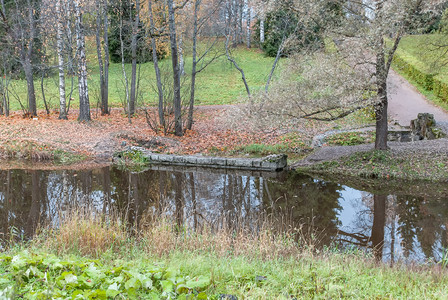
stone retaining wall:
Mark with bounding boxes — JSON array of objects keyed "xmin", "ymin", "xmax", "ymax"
[{"xmin": 131, "ymin": 147, "xmax": 288, "ymax": 171}]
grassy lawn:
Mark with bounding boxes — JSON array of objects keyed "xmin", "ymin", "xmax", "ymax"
[
  {"xmin": 4, "ymin": 43, "xmax": 277, "ymax": 112},
  {"xmin": 393, "ymin": 34, "xmax": 448, "ymax": 110}
]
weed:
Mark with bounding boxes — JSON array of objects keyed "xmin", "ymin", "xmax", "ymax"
[
  {"xmin": 326, "ymin": 131, "xmax": 375, "ymax": 146},
  {"xmin": 114, "ymin": 149, "xmax": 149, "ymax": 171}
]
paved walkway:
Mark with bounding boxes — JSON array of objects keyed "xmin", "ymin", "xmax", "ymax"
[{"xmin": 388, "ymin": 70, "xmax": 448, "ymax": 131}]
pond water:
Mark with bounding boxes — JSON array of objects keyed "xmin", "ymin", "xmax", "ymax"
[{"xmin": 1, "ymin": 165, "xmax": 448, "ymax": 263}]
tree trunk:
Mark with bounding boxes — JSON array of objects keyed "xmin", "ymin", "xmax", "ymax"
[
  {"xmin": 23, "ymin": 59, "xmax": 37, "ymax": 116},
  {"xmin": 238, "ymin": 0, "xmax": 243, "ymax": 44},
  {"xmin": 260, "ymin": 19, "xmax": 265, "ymax": 44},
  {"xmin": 246, "ymin": 1, "xmax": 251, "ymax": 48},
  {"xmin": 375, "ymin": 40, "xmax": 388, "ymax": 150},
  {"xmin": 41, "ymin": 71, "xmax": 50, "ymax": 115},
  {"xmin": 167, "ymin": 0, "xmax": 183, "ymax": 136},
  {"xmin": 187, "ymin": 0, "xmax": 200, "ymax": 131},
  {"xmin": 95, "ymin": 0, "xmax": 106, "ymax": 116},
  {"xmin": 179, "ymin": 34, "xmax": 185, "ymax": 77},
  {"xmin": 375, "ymin": 81, "xmax": 388, "ymax": 150},
  {"xmin": 74, "ymin": 0, "xmax": 91, "ymax": 121},
  {"xmin": 65, "ymin": 0, "xmax": 76, "ymax": 76},
  {"xmin": 22, "ymin": 1, "xmax": 37, "ymax": 117},
  {"xmin": 56, "ymin": 0, "xmax": 67, "ymax": 119},
  {"xmin": 130, "ymin": 0, "xmax": 140, "ymax": 116},
  {"xmin": 103, "ymin": 0, "xmax": 110, "ymax": 115},
  {"xmin": 119, "ymin": 6, "xmax": 131, "ymax": 124},
  {"xmin": 148, "ymin": 0, "xmax": 165, "ymax": 130},
  {"xmin": 232, "ymin": 0, "xmax": 237, "ymax": 47}
]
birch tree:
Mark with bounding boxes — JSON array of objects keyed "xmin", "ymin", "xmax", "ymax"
[
  {"xmin": 74, "ymin": 0, "xmax": 91, "ymax": 121},
  {"xmin": 56, "ymin": 0, "xmax": 67, "ymax": 119}
]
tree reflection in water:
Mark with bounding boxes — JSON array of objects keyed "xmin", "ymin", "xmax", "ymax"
[{"xmin": 0, "ymin": 167, "xmax": 447, "ymax": 262}]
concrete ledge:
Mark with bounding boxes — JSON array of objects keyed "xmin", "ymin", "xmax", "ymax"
[{"xmin": 131, "ymin": 147, "xmax": 287, "ymax": 171}]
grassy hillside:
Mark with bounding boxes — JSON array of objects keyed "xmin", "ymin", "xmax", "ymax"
[
  {"xmin": 393, "ymin": 34, "xmax": 448, "ymax": 110},
  {"xmin": 4, "ymin": 43, "xmax": 277, "ymax": 112}
]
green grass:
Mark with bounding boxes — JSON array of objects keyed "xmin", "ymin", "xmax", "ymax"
[
  {"xmin": 392, "ymin": 34, "xmax": 448, "ymax": 110},
  {"xmin": 302, "ymin": 149, "xmax": 448, "ymax": 181},
  {"xmin": 2, "ymin": 248, "xmax": 448, "ymax": 299},
  {"xmin": 4, "ymin": 43, "xmax": 277, "ymax": 112},
  {"xmin": 325, "ymin": 131, "xmax": 375, "ymax": 146}
]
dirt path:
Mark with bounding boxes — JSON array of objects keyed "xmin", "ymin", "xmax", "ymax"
[{"xmin": 388, "ymin": 70, "xmax": 448, "ymax": 130}]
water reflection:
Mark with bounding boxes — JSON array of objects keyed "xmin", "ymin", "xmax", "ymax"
[{"xmin": 0, "ymin": 166, "xmax": 447, "ymax": 263}]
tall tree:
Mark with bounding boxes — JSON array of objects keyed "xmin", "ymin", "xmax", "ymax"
[
  {"xmin": 148, "ymin": 0, "xmax": 165, "ymax": 130},
  {"xmin": 129, "ymin": 0, "xmax": 140, "ymax": 116},
  {"xmin": 95, "ymin": 0, "xmax": 110, "ymax": 115},
  {"xmin": 2, "ymin": 0, "xmax": 42, "ymax": 116},
  {"xmin": 56, "ymin": 0, "xmax": 67, "ymax": 119},
  {"xmin": 167, "ymin": 0, "xmax": 183, "ymax": 136},
  {"xmin": 74, "ymin": 0, "xmax": 91, "ymax": 121}
]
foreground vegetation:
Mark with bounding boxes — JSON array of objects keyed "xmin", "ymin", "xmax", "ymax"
[{"xmin": 1, "ymin": 209, "xmax": 448, "ymax": 299}]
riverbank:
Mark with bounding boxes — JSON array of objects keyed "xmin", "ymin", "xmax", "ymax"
[
  {"xmin": 2, "ymin": 106, "xmax": 448, "ymax": 181},
  {"xmin": 0, "ymin": 107, "xmax": 297, "ymax": 168},
  {"xmin": 293, "ymin": 139, "xmax": 448, "ymax": 181},
  {"xmin": 2, "ymin": 210, "xmax": 448, "ymax": 299}
]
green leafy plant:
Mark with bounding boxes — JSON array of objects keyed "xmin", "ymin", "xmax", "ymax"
[
  {"xmin": 0, "ymin": 251, "xmax": 211, "ymax": 299},
  {"xmin": 326, "ymin": 131, "xmax": 375, "ymax": 146}
]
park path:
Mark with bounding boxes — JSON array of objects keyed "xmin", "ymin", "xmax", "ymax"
[{"xmin": 388, "ymin": 70, "xmax": 448, "ymax": 130}]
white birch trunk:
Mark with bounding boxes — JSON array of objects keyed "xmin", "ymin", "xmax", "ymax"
[
  {"xmin": 246, "ymin": 1, "xmax": 251, "ymax": 48},
  {"xmin": 179, "ymin": 34, "xmax": 185, "ymax": 76},
  {"xmin": 260, "ymin": 19, "xmax": 265, "ymax": 43},
  {"xmin": 74, "ymin": 0, "xmax": 91, "ymax": 121},
  {"xmin": 56, "ymin": 0, "xmax": 67, "ymax": 119}
]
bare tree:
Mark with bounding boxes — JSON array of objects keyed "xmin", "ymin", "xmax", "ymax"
[
  {"xmin": 129, "ymin": 0, "xmax": 140, "ymax": 116},
  {"xmin": 167, "ymin": 0, "xmax": 183, "ymax": 136},
  {"xmin": 1, "ymin": 0, "xmax": 41, "ymax": 116},
  {"xmin": 95, "ymin": 0, "xmax": 110, "ymax": 115},
  {"xmin": 119, "ymin": 0, "xmax": 131, "ymax": 124},
  {"xmin": 186, "ymin": 0, "xmax": 224, "ymax": 130},
  {"xmin": 148, "ymin": 0, "xmax": 165, "ymax": 130},
  {"xmin": 225, "ymin": 35, "xmax": 250, "ymax": 98}
]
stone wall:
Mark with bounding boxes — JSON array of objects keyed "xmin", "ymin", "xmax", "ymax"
[{"xmin": 130, "ymin": 147, "xmax": 288, "ymax": 172}]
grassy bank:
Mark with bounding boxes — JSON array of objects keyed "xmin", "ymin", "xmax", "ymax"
[
  {"xmin": 5, "ymin": 46, "xmax": 275, "ymax": 112},
  {"xmin": 1, "ymin": 209, "xmax": 448, "ymax": 298},
  {"xmin": 0, "ymin": 140, "xmax": 86, "ymax": 165},
  {"xmin": 300, "ymin": 149, "xmax": 448, "ymax": 181}
]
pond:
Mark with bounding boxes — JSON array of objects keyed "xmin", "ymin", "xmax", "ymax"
[{"xmin": 1, "ymin": 165, "xmax": 448, "ymax": 263}]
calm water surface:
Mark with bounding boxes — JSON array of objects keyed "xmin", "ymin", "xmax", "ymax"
[{"xmin": 1, "ymin": 165, "xmax": 448, "ymax": 263}]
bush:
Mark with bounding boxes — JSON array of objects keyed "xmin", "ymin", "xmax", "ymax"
[{"xmin": 392, "ymin": 54, "xmax": 435, "ymax": 90}]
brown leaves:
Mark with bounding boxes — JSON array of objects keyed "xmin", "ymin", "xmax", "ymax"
[{"xmin": 0, "ymin": 106, "xmax": 284, "ymax": 159}]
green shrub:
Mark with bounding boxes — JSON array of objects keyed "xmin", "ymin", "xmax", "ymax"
[{"xmin": 392, "ymin": 54, "xmax": 435, "ymax": 91}]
